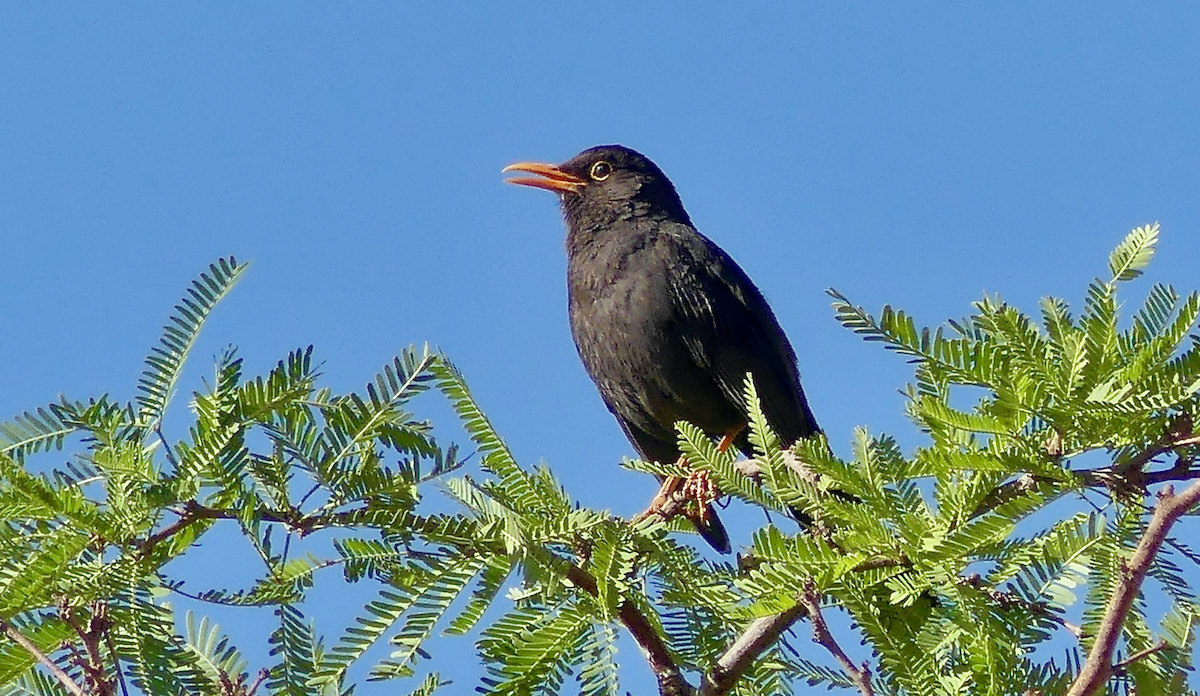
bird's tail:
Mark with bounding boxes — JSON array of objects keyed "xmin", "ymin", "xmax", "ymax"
[{"xmin": 689, "ymin": 505, "xmax": 731, "ymax": 554}]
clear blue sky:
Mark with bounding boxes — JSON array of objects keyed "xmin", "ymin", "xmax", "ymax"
[{"xmin": 3, "ymin": 4, "xmax": 1198, "ymax": 693}]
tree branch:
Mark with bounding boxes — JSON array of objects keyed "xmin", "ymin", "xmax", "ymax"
[
  {"xmin": 1065, "ymin": 479, "xmax": 1200, "ymax": 696},
  {"xmin": 138, "ymin": 500, "xmax": 337, "ymax": 554},
  {"xmin": 0, "ymin": 617, "xmax": 86, "ymax": 696},
  {"xmin": 245, "ymin": 668, "xmax": 270, "ymax": 696},
  {"xmin": 565, "ymin": 552, "xmax": 820, "ymax": 696},
  {"xmin": 1110, "ymin": 414, "xmax": 1195, "ymax": 478},
  {"xmin": 799, "ymin": 585, "xmax": 874, "ymax": 696},
  {"xmin": 698, "ymin": 603, "xmax": 808, "ymax": 696},
  {"xmin": 971, "ymin": 428, "xmax": 1200, "ymax": 520},
  {"xmin": 60, "ymin": 600, "xmax": 117, "ymax": 696},
  {"xmin": 958, "ymin": 574, "xmax": 1083, "ymax": 638},
  {"xmin": 562, "ymin": 565, "xmax": 691, "ymax": 696}
]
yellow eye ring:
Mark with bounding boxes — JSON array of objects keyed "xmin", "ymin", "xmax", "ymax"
[{"xmin": 590, "ymin": 161, "xmax": 612, "ymax": 181}]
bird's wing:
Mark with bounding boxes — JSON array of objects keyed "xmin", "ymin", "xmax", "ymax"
[{"xmin": 665, "ymin": 224, "xmax": 820, "ymax": 446}]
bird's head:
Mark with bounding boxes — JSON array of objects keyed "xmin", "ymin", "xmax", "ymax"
[{"xmin": 504, "ymin": 145, "xmax": 691, "ymax": 230}]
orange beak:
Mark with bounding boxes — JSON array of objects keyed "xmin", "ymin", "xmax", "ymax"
[{"xmin": 502, "ymin": 161, "xmax": 586, "ymax": 194}]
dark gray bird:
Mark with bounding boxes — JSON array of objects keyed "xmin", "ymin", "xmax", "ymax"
[{"xmin": 503, "ymin": 145, "xmax": 820, "ymax": 553}]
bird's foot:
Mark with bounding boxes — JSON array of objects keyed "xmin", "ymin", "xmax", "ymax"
[
  {"xmin": 638, "ymin": 469, "xmax": 721, "ymax": 523},
  {"xmin": 681, "ymin": 469, "xmax": 720, "ymax": 521},
  {"xmin": 640, "ymin": 476, "xmax": 685, "ymax": 521}
]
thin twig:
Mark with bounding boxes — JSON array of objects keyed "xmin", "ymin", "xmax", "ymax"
[
  {"xmin": 972, "ymin": 416, "xmax": 1200, "ymax": 519},
  {"xmin": 138, "ymin": 501, "xmax": 318, "ymax": 553},
  {"xmin": 0, "ymin": 618, "xmax": 86, "ymax": 696},
  {"xmin": 245, "ymin": 668, "xmax": 270, "ymax": 696},
  {"xmin": 566, "ymin": 543, "xmax": 821, "ymax": 696},
  {"xmin": 973, "ymin": 436, "xmax": 1200, "ymax": 520},
  {"xmin": 1065, "ymin": 479, "xmax": 1200, "ymax": 696},
  {"xmin": 1111, "ymin": 415, "xmax": 1196, "ymax": 477},
  {"xmin": 1112, "ymin": 640, "xmax": 1170, "ymax": 674},
  {"xmin": 564, "ymin": 543, "xmax": 818, "ymax": 696},
  {"xmin": 155, "ymin": 425, "xmax": 179, "ymax": 468},
  {"xmin": 958, "ymin": 574, "xmax": 1083, "ymax": 638},
  {"xmin": 61, "ymin": 601, "xmax": 117, "ymax": 696},
  {"xmin": 799, "ymin": 585, "xmax": 874, "ymax": 696}
]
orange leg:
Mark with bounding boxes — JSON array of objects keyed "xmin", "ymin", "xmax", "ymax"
[{"xmin": 715, "ymin": 427, "xmax": 742, "ymax": 453}]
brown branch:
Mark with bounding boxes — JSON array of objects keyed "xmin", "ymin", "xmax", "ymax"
[
  {"xmin": 562, "ymin": 564, "xmax": 691, "ymax": 696},
  {"xmin": 138, "ymin": 501, "xmax": 342, "ymax": 554},
  {"xmin": 958, "ymin": 574, "xmax": 1083, "ymax": 638},
  {"xmin": 637, "ymin": 421, "xmax": 1200, "ymax": 695},
  {"xmin": 971, "ymin": 430, "xmax": 1200, "ymax": 520},
  {"xmin": 219, "ymin": 667, "xmax": 271, "ymax": 696},
  {"xmin": 1111, "ymin": 415, "xmax": 1196, "ymax": 477},
  {"xmin": 628, "ymin": 420, "xmax": 1200, "ymax": 695},
  {"xmin": 698, "ymin": 603, "xmax": 809, "ymax": 696},
  {"xmin": 150, "ymin": 496, "xmax": 815, "ymax": 696},
  {"xmin": 971, "ymin": 473, "xmax": 1063, "ymax": 519},
  {"xmin": 566, "ymin": 550, "xmax": 818, "ymax": 696},
  {"xmin": 0, "ymin": 617, "xmax": 86, "ymax": 696},
  {"xmin": 1065, "ymin": 479, "xmax": 1200, "ymax": 696},
  {"xmin": 692, "ymin": 554, "xmax": 907, "ymax": 696},
  {"xmin": 245, "ymin": 668, "xmax": 270, "ymax": 696},
  {"xmin": 60, "ymin": 600, "xmax": 117, "ymax": 696},
  {"xmin": 799, "ymin": 585, "xmax": 874, "ymax": 696}
]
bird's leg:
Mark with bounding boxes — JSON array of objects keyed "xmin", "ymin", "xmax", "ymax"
[
  {"xmin": 681, "ymin": 428, "xmax": 743, "ymax": 521},
  {"xmin": 639, "ymin": 427, "xmax": 745, "ymax": 522},
  {"xmin": 715, "ymin": 428, "xmax": 742, "ymax": 453},
  {"xmin": 641, "ymin": 465, "xmax": 687, "ymax": 521}
]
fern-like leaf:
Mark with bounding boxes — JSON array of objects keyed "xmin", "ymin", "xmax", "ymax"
[
  {"xmin": 1108, "ymin": 223, "xmax": 1159, "ymax": 283},
  {"xmin": 0, "ymin": 407, "xmax": 72, "ymax": 461},
  {"xmin": 137, "ymin": 257, "xmax": 249, "ymax": 429}
]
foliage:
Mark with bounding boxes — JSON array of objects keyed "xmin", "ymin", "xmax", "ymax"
[{"xmin": 0, "ymin": 224, "xmax": 1198, "ymax": 695}]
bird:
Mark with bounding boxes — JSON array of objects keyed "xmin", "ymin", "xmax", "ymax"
[{"xmin": 503, "ymin": 145, "xmax": 820, "ymax": 553}]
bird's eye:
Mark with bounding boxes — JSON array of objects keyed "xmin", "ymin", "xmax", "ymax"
[{"xmin": 590, "ymin": 161, "xmax": 612, "ymax": 181}]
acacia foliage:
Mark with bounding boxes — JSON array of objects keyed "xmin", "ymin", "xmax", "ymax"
[{"xmin": 0, "ymin": 225, "xmax": 1198, "ymax": 696}]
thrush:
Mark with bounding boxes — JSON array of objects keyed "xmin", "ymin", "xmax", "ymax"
[{"xmin": 504, "ymin": 145, "xmax": 820, "ymax": 553}]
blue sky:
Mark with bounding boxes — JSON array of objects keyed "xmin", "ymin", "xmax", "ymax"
[{"xmin": 3, "ymin": 4, "xmax": 1199, "ymax": 693}]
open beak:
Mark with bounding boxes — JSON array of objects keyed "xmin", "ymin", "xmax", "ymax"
[{"xmin": 502, "ymin": 161, "xmax": 586, "ymax": 194}]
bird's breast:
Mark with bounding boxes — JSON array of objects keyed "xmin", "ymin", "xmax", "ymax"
[{"xmin": 565, "ymin": 232, "xmax": 736, "ymax": 437}]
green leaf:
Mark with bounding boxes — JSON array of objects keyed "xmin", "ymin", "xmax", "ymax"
[
  {"xmin": 0, "ymin": 407, "xmax": 72, "ymax": 461},
  {"xmin": 137, "ymin": 257, "xmax": 250, "ymax": 429},
  {"xmin": 1108, "ymin": 223, "xmax": 1159, "ymax": 283}
]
